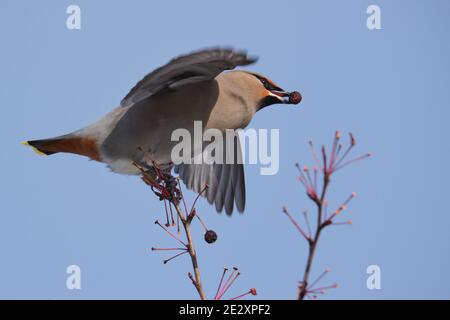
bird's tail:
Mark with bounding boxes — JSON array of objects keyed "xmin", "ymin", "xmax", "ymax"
[
  {"xmin": 22, "ymin": 135, "xmax": 101, "ymax": 161},
  {"xmin": 22, "ymin": 138, "xmax": 63, "ymax": 156}
]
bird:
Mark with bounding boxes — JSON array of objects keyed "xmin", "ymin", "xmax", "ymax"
[{"xmin": 23, "ymin": 48, "xmax": 301, "ymax": 215}]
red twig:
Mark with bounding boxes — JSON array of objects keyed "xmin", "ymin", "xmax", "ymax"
[{"xmin": 283, "ymin": 132, "xmax": 371, "ymax": 300}]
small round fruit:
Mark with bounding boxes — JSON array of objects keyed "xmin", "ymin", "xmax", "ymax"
[
  {"xmin": 204, "ymin": 230, "xmax": 218, "ymax": 244},
  {"xmin": 289, "ymin": 91, "xmax": 302, "ymax": 104}
]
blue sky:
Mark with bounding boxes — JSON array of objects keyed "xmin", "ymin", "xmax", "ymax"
[{"xmin": 1, "ymin": 0, "xmax": 449, "ymax": 299}]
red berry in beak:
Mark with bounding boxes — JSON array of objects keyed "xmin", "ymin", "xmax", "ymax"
[{"xmin": 289, "ymin": 91, "xmax": 302, "ymax": 104}]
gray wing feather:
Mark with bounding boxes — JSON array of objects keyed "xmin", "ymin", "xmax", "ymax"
[
  {"xmin": 234, "ymin": 165, "xmax": 246, "ymax": 212},
  {"xmin": 207, "ymin": 164, "xmax": 220, "ymax": 204},
  {"xmin": 224, "ymin": 166, "xmax": 235, "ymax": 214},
  {"xmin": 175, "ymin": 163, "xmax": 245, "ymax": 215},
  {"xmin": 121, "ymin": 48, "xmax": 258, "ymax": 107},
  {"xmin": 215, "ymin": 164, "xmax": 230, "ymax": 213}
]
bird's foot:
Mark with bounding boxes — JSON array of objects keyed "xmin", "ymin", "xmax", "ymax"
[{"xmin": 134, "ymin": 161, "xmax": 181, "ymax": 205}]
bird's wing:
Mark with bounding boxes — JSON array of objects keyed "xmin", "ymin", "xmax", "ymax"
[
  {"xmin": 174, "ymin": 135, "xmax": 246, "ymax": 215},
  {"xmin": 121, "ymin": 48, "xmax": 258, "ymax": 107},
  {"xmin": 175, "ymin": 163, "xmax": 245, "ymax": 215}
]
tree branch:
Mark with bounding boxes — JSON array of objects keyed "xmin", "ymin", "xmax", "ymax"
[
  {"xmin": 173, "ymin": 201, "xmax": 206, "ymax": 300},
  {"xmin": 298, "ymin": 174, "xmax": 329, "ymax": 300},
  {"xmin": 283, "ymin": 132, "xmax": 370, "ymax": 300}
]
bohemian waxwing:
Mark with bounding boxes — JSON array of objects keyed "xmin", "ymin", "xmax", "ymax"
[{"xmin": 23, "ymin": 48, "xmax": 302, "ymax": 215}]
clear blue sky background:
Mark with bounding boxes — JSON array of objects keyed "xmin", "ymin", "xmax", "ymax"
[{"xmin": 1, "ymin": 0, "xmax": 449, "ymax": 299}]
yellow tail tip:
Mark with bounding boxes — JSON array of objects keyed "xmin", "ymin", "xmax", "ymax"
[{"xmin": 21, "ymin": 141, "xmax": 47, "ymax": 156}]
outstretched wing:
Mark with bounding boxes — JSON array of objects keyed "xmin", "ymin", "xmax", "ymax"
[{"xmin": 121, "ymin": 48, "xmax": 258, "ymax": 107}]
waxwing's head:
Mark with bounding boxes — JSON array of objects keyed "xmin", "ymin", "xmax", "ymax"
[
  {"xmin": 241, "ymin": 71, "xmax": 302, "ymax": 110},
  {"xmin": 219, "ymin": 71, "xmax": 302, "ymax": 113}
]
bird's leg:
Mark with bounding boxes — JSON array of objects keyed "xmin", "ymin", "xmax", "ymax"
[
  {"xmin": 135, "ymin": 146, "xmax": 181, "ymax": 204},
  {"xmin": 147, "ymin": 168, "xmax": 175, "ymax": 203},
  {"xmin": 133, "ymin": 160, "xmax": 182, "ymax": 205},
  {"xmin": 132, "ymin": 162, "xmax": 168, "ymax": 199},
  {"xmin": 162, "ymin": 172, "xmax": 181, "ymax": 206}
]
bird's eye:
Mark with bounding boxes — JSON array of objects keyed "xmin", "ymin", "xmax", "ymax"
[{"xmin": 260, "ymin": 78, "xmax": 268, "ymax": 87}]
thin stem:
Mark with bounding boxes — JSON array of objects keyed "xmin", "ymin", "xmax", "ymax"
[
  {"xmin": 138, "ymin": 154, "xmax": 208, "ymax": 300},
  {"xmin": 217, "ymin": 271, "xmax": 240, "ymax": 300},
  {"xmin": 282, "ymin": 207, "xmax": 310, "ymax": 241},
  {"xmin": 298, "ymin": 173, "xmax": 330, "ymax": 300},
  {"xmin": 214, "ymin": 268, "xmax": 228, "ymax": 300},
  {"xmin": 230, "ymin": 289, "xmax": 253, "ymax": 300},
  {"xmin": 173, "ymin": 202, "xmax": 206, "ymax": 300}
]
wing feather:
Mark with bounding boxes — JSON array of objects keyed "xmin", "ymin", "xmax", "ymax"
[
  {"xmin": 121, "ymin": 48, "xmax": 257, "ymax": 107},
  {"xmin": 174, "ymin": 136, "xmax": 246, "ymax": 215}
]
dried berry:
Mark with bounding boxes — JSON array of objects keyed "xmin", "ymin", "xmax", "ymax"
[{"xmin": 204, "ymin": 230, "xmax": 218, "ymax": 244}]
